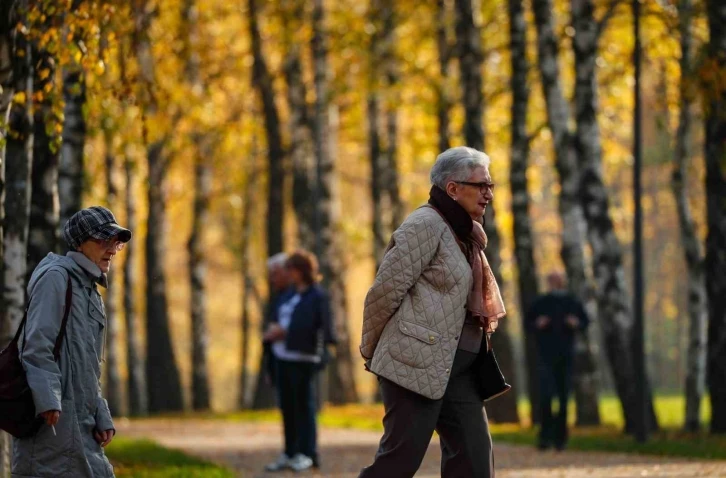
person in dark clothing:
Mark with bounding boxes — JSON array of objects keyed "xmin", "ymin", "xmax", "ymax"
[
  {"xmin": 263, "ymin": 250, "xmax": 336, "ymax": 472},
  {"xmin": 526, "ymin": 272, "xmax": 589, "ymax": 451},
  {"xmin": 261, "ymin": 253, "xmax": 295, "ymax": 387}
]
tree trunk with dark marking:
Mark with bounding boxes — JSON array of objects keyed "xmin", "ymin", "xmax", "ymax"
[
  {"xmin": 532, "ymin": 0, "xmax": 600, "ymax": 426},
  {"xmin": 311, "ymin": 0, "xmax": 358, "ymax": 403},
  {"xmin": 672, "ymin": 0, "xmax": 707, "ymax": 433},
  {"xmin": 705, "ymin": 0, "xmax": 726, "ymax": 435},
  {"xmin": 133, "ymin": 1, "xmax": 184, "ymax": 413},
  {"xmin": 454, "ymin": 0, "xmax": 519, "ymax": 423},
  {"xmin": 571, "ymin": 0, "xmax": 656, "ymax": 433},
  {"xmin": 249, "ymin": 0, "xmax": 286, "ymax": 409},
  {"xmin": 507, "ymin": 0, "xmax": 536, "ymax": 425},
  {"xmin": 183, "ymin": 0, "xmax": 211, "ymax": 412},
  {"xmin": 123, "ymin": 156, "xmax": 147, "ymax": 416}
]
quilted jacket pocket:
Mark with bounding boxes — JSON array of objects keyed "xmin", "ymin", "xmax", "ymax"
[{"xmin": 388, "ymin": 320, "xmax": 441, "ymax": 369}]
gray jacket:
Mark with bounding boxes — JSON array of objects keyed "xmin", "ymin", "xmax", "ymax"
[
  {"xmin": 12, "ymin": 253, "xmax": 115, "ymax": 478},
  {"xmin": 360, "ymin": 207, "xmax": 474, "ymax": 399}
]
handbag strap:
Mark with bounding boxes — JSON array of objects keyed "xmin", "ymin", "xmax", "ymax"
[{"xmin": 16, "ymin": 273, "xmax": 73, "ymax": 362}]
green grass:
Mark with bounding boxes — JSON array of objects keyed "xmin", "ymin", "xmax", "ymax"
[
  {"xmin": 106, "ymin": 438, "xmax": 235, "ymax": 478},
  {"xmin": 213, "ymin": 395, "xmax": 726, "ymax": 460}
]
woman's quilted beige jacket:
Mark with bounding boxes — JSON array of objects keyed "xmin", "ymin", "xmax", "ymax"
[{"xmin": 360, "ymin": 206, "xmax": 474, "ymax": 400}]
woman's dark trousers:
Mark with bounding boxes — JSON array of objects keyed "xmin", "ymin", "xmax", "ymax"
[
  {"xmin": 358, "ymin": 350, "xmax": 494, "ymax": 478},
  {"xmin": 275, "ymin": 360, "xmax": 318, "ymax": 463}
]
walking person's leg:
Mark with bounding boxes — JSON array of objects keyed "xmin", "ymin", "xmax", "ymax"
[
  {"xmin": 437, "ymin": 350, "xmax": 494, "ymax": 478},
  {"xmin": 554, "ymin": 358, "xmax": 573, "ymax": 450},
  {"xmin": 538, "ymin": 360, "xmax": 556, "ymax": 449},
  {"xmin": 296, "ymin": 363, "xmax": 319, "ymax": 467},
  {"xmin": 358, "ymin": 377, "xmax": 442, "ymax": 478},
  {"xmin": 265, "ymin": 360, "xmax": 296, "ymax": 471}
]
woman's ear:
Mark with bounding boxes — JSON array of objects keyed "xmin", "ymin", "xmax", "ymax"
[{"xmin": 445, "ymin": 181, "xmax": 458, "ymax": 199}]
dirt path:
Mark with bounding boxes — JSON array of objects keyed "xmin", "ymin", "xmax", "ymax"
[{"xmin": 115, "ymin": 419, "xmax": 726, "ymax": 477}]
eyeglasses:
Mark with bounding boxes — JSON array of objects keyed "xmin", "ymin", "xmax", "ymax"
[
  {"xmin": 455, "ymin": 181, "xmax": 496, "ymax": 194},
  {"xmin": 92, "ymin": 238, "xmax": 126, "ymax": 252}
]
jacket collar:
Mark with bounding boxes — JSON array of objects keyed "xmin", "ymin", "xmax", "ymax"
[{"xmin": 67, "ymin": 251, "xmax": 108, "ymax": 288}]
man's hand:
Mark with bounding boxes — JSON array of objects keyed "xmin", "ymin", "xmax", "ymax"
[
  {"xmin": 40, "ymin": 410, "xmax": 60, "ymax": 426},
  {"xmin": 535, "ymin": 316, "xmax": 551, "ymax": 330},
  {"xmin": 263, "ymin": 323, "xmax": 286, "ymax": 342},
  {"xmin": 565, "ymin": 314, "xmax": 580, "ymax": 329},
  {"xmin": 94, "ymin": 428, "xmax": 115, "ymax": 447}
]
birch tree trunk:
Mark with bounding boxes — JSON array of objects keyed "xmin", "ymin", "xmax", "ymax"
[
  {"xmin": 133, "ymin": 1, "xmax": 184, "ymax": 412},
  {"xmin": 454, "ymin": 0, "xmax": 519, "ymax": 423},
  {"xmin": 0, "ymin": 3, "xmax": 24, "ymax": 474},
  {"xmin": 183, "ymin": 0, "xmax": 211, "ymax": 412},
  {"xmin": 532, "ymin": 0, "xmax": 600, "ymax": 426},
  {"xmin": 0, "ymin": 10, "xmax": 10, "ymax": 475},
  {"xmin": 571, "ymin": 0, "xmax": 656, "ymax": 433},
  {"xmin": 249, "ymin": 0, "xmax": 285, "ymax": 409},
  {"xmin": 27, "ymin": 45, "xmax": 60, "ymax": 278},
  {"xmin": 59, "ymin": 68, "xmax": 85, "ymax": 236},
  {"xmin": 2, "ymin": 2, "xmax": 33, "ymax": 345},
  {"xmin": 673, "ymin": 0, "xmax": 707, "ymax": 433},
  {"xmin": 123, "ymin": 157, "xmax": 147, "ymax": 416},
  {"xmin": 508, "ymin": 0, "xmax": 540, "ymax": 425},
  {"xmin": 103, "ymin": 132, "xmax": 123, "ymax": 416},
  {"xmin": 436, "ymin": 0, "xmax": 452, "ymax": 153},
  {"xmin": 367, "ymin": 0, "xmax": 403, "ymax": 268},
  {"xmin": 704, "ymin": 0, "xmax": 726, "ymax": 434},
  {"xmin": 311, "ymin": 0, "xmax": 358, "ymax": 404},
  {"xmin": 381, "ymin": 2, "xmax": 404, "ymax": 231},
  {"xmin": 281, "ymin": 1, "xmax": 315, "ymax": 251},
  {"xmin": 239, "ymin": 170, "xmax": 256, "ymax": 409}
]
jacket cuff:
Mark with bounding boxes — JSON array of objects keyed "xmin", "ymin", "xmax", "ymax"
[
  {"xmin": 29, "ymin": 374, "xmax": 62, "ymax": 416},
  {"xmin": 95, "ymin": 397, "xmax": 115, "ymax": 432}
]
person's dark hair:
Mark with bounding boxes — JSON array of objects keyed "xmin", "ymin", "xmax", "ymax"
[{"xmin": 286, "ymin": 250, "xmax": 320, "ymax": 285}]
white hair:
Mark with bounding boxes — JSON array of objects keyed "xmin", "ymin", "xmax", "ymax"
[
  {"xmin": 266, "ymin": 252, "xmax": 288, "ymax": 270},
  {"xmin": 430, "ymin": 146, "xmax": 491, "ymax": 189}
]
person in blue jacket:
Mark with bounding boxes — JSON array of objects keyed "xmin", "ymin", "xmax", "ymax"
[
  {"xmin": 263, "ymin": 250, "xmax": 336, "ymax": 472},
  {"xmin": 526, "ymin": 272, "xmax": 589, "ymax": 451}
]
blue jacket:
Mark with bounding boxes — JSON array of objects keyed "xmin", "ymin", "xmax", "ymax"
[{"xmin": 271, "ymin": 285, "xmax": 337, "ymax": 355}]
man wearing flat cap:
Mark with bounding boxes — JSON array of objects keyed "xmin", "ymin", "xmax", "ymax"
[{"xmin": 12, "ymin": 206, "xmax": 131, "ymax": 478}]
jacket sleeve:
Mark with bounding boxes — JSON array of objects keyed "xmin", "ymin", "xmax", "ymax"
[
  {"xmin": 95, "ymin": 384, "xmax": 115, "ymax": 432},
  {"xmin": 22, "ymin": 270, "xmax": 67, "ymax": 415},
  {"xmin": 360, "ymin": 218, "xmax": 439, "ymax": 359},
  {"xmin": 320, "ymin": 290, "xmax": 337, "ymax": 346},
  {"xmin": 95, "ymin": 293, "xmax": 115, "ymax": 432}
]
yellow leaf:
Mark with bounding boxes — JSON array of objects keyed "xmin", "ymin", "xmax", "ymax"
[
  {"xmin": 13, "ymin": 91, "xmax": 26, "ymax": 105},
  {"xmin": 38, "ymin": 68, "xmax": 51, "ymax": 81}
]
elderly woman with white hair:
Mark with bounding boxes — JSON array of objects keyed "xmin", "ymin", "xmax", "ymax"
[{"xmin": 358, "ymin": 146, "xmax": 510, "ymax": 477}]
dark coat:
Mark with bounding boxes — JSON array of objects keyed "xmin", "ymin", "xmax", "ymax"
[
  {"xmin": 526, "ymin": 291, "xmax": 589, "ymax": 359},
  {"xmin": 271, "ymin": 285, "xmax": 336, "ymax": 356}
]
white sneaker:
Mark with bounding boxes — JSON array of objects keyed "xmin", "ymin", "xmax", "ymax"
[
  {"xmin": 264, "ymin": 453, "xmax": 291, "ymax": 472},
  {"xmin": 288, "ymin": 453, "xmax": 314, "ymax": 472}
]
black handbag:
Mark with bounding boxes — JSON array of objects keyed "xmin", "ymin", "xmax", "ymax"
[
  {"xmin": 476, "ymin": 337, "xmax": 512, "ymax": 402},
  {"xmin": 0, "ymin": 275, "xmax": 72, "ymax": 438}
]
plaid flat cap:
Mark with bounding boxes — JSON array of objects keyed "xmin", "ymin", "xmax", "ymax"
[{"xmin": 62, "ymin": 206, "xmax": 132, "ymax": 250}]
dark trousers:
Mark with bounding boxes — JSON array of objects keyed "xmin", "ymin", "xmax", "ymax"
[
  {"xmin": 275, "ymin": 359, "xmax": 318, "ymax": 462},
  {"xmin": 359, "ymin": 350, "xmax": 494, "ymax": 478},
  {"xmin": 537, "ymin": 355, "xmax": 573, "ymax": 448}
]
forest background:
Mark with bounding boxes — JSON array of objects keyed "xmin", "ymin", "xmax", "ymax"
[{"xmin": 1, "ymin": 0, "xmax": 725, "ymax": 459}]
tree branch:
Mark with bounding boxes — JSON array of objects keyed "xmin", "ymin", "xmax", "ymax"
[{"xmin": 597, "ymin": 0, "xmax": 622, "ymax": 38}]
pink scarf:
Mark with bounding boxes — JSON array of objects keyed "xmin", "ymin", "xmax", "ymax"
[{"xmin": 468, "ymin": 221, "xmax": 506, "ymax": 333}]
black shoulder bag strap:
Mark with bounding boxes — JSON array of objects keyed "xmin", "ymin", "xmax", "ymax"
[{"xmin": 16, "ymin": 273, "xmax": 74, "ymax": 362}]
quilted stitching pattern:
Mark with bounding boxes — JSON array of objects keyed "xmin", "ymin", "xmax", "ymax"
[{"xmin": 360, "ymin": 208, "xmax": 473, "ymax": 400}]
